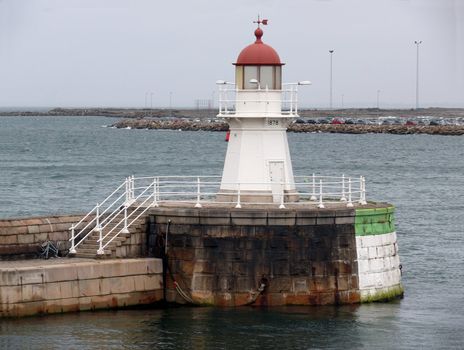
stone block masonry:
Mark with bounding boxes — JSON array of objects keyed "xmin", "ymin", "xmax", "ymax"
[
  {"xmin": 0, "ymin": 258, "xmax": 163, "ymax": 317},
  {"xmin": 355, "ymin": 207, "xmax": 404, "ymax": 302},
  {"xmin": 0, "ymin": 215, "xmax": 88, "ymax": 260},
  {"xmin": 0, "ymin": 214, "xmax": 148, "ymax": 260},
  {"xmin": 150, "ymin": 207, "xmax": 362, "ymax": 306},
  {"xmin": 148, "ymin": 204, "xmax": 403, "ymax": 306}
]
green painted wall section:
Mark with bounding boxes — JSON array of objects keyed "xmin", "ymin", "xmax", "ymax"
[{"xmin": 355, "ymin": 207, "xmax": 395, "ymax": 236}]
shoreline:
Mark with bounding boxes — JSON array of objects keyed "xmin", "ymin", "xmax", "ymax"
[{"xmin": 2, "ymin": 107, "xmax": 464, "ymax": 135}]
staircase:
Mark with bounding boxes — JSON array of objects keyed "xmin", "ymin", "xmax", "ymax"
[
  {"xmin": 73, "ymin": 207, "xmax": 148, "ymax": 259},
  {"xmin": 69, "ymin": 176, "xmax": 158, "ymax": 259}
]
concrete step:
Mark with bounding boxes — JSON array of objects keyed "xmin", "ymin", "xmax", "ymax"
[
  {"xmin": 88, "ymin": 230, "xmax": 133, "ymax": 237},
  {"xmin": 75, "ymin": 248, "xmax": 112, "ymax": 255},
  {"xmin": 79, "ymin": 232, "xmax": 131, "ymax": 250},
  {"xmin": 76, "ymin": 225, "xmax": 143, "ymax": 239},
  {"xmin": 79, "ymin": 243, "xmax": 117, "ymax": 250},
  {"xmin": 84, "ymin": 239, "xmax": 123, "ymax": 247},
  {"xmin": 74, "ymin": 252, "xmax": 112, "ymax": 259},
  {"xmin": 92, "ymin": 228, "xmax": 128, "ymax": 235},
  {"xmin": 85, "ymin": 234, "xmax": 127, "ymax": 241},
  {"xmin": 71, "ymin": 209, "xmax": 148, "ymax": 259},
  {"xmin": 79, "ymin": 243, "xmax": 117, "ymax": 251}
]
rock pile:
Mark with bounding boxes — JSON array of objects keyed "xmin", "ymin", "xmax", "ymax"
[
  {"xmin": 112, "ymin": 118, "xmax": 464, "ymax": 136},
  {"xmin": 290, "ymin": 124, "xmax": 464, "ymax": 136}
]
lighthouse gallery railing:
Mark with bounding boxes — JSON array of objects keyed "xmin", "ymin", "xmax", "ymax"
[
  {"xmin": 217, "ymin": 84, "xmax": 301, "ymax": 117},
  {"xmin": 69, "ymin": 175, "xmax": 367, "ymax": 255}
]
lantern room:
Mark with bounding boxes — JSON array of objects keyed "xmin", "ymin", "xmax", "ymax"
[{"xmin": 234, "ymin": 27, "xmax": 284, "ymax": 90}]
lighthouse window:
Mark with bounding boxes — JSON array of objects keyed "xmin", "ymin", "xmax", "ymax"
[
  {"xmin": 260, "ymin": 66, "xmax": 274, "ymax": 90},
  {"xmin": 244, "ymin": 66, "xmax": 259, "ymax": 89},
  {"xmin": 235, "ymin": 66, "xmax": 244, "ymax": 89},
  {"xmin": 275, "ymin": 66, "xmax": 281, "ymax": 89},
  {"xmin": 239, "ymin": 65, "xmax": 282, "ymax": 90}
]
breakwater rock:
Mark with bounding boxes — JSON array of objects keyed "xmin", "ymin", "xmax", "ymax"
[
  {"xmin": 113, "ymin": 118, "xmax": 229, "ymax": 131},
  {"xmin": 290, "ymin": 123, "xmax": 464, "ymax": 135},
  {"xmin": 113, "ymin": 118, "xmax": 464, "ymax": 136}
]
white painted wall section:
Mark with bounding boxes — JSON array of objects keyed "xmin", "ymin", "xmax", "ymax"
[{"xmin": 356, "ymin": 231, "xmax": 403, "ymax": 301}]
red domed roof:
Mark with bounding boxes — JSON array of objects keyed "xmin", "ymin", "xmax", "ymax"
[{"xmin": 234, "ymin": 28, "xmax": 283, "ymax": 66}]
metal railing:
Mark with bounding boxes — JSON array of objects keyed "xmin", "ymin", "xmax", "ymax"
[
  {"xmin": 69, "ymin": 174, "xmax": 367, "ymax": 255},
  {"xmin": 217, "ymin": 84, "xmax": 300, "ymax": 117}
]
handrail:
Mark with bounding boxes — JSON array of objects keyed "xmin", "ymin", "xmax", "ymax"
[
  {"xmin": 69, "ymin": 174, "xmax": 367, "ymax": 255},
  {"xmin": 217, "ymin": 84, "xmax": 300, "ymax": 117},
  {"xmin": 100, "ymin": 190, "xmax": 155, "ymax": 252},
  {"xmin": 70, "ymin": 180, "xmax": 126, "ymax": 231},
  {"xmin": 68, "ymin": 179, "xmax": 127, "ymax": 253},
  {"xmin": 98, "ymin": 179, "xmax": 155, "ymax": 245}
]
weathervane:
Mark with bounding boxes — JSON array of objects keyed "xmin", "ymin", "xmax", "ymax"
[{"xmin": 253, "ymin": 15, "xmax": 268, "ymax": 28}]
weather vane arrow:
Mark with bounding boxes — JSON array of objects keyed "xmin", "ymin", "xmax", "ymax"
[{"xmin": 253, "ymin": 15, "xmax": 268, "ymax": 27}]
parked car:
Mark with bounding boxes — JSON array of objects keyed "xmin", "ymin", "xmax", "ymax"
[
  {"xmin": 306, "ymin": 119, "xmax": 317, "ymax": 124},
  {"xmin": 429, "ymin": 119, "xmax": 442, "ymax": 126},
  {"xmin": 331, "ymin": 118, "xmax": 344, "ymax": 125}
]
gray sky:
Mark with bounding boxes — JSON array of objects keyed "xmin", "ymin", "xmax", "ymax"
[{"xmin": 0, "ymin": 0, "xmax": 463, "ymax": 109}]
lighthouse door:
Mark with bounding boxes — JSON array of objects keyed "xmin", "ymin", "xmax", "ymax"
[{"xmin": 269, "ymin": 161, "xmax": 285, "ymax": 203}]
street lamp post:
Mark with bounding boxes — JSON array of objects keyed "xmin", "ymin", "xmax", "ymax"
[
  {"xmin": 329, "ymin": 50, "xmax": 334, "ymax": 109},
  {"xmin": 377, "ymin": 90, "xmax": 381, "ymax": 109},
  {"xmin": 414, "ymin": 40, "xmax": 422, "ymax": 109},
  {"xmin": 150, "ymin": 92, "xmax": 154, "ymax": 109},
  {"xmin": 169, "ymin": 92, "xmax": 173, "ymax": 116}
]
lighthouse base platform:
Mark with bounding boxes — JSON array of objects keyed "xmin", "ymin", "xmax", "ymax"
[
  {"xmin": 148, "ymin": 203, "xmax": 403, "ymax": 306},
  {"xmin": 216, "ymin": 189, "xmax": 300, "ymax": 204}
]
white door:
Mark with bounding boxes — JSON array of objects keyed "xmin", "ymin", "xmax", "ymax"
[{"xmin": 269, "ymin": 161, "xmax": 285, "ymax": 203}]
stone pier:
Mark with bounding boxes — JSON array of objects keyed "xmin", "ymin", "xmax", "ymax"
[
  {"xmin": 0, "ymin": 203, "xmax": 403, "ymax": 317},
  {"xmin": 148, "ymin": 203, "xmax": 403, "ymax": 306},
  {"xmin": 0, "ymin": 258, "xmax": 163, "ymax": 317}
]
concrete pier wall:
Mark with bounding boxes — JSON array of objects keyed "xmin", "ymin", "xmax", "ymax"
[{"xmin": 0, "ymin": 258, "xmax": 163, "ymax": 317}]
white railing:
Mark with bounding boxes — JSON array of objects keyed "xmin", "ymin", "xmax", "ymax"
[
  {"xmin": 69, "ymin": 174, "xmax": 367, "ymax": 255},
  {"xmin": 217, "ymin": 84, "xmax": 300, "ymax": 117},
  {"xmin": 132, "ymin": 175, "xmax": 366, "ymax": 209},
  {"xmin": 68, "ymin": 175, "xmax": 156, "ymax": 255}
]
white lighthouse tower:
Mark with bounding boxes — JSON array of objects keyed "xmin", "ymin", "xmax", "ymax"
[{"xmin": 217, "ymin": 19, "xmax": 308, "ymax": 204}]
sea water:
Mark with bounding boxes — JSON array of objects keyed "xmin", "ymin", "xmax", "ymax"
[{"xmin": 0, "ymin": 116, "xmax": 463, "ymax": 349}]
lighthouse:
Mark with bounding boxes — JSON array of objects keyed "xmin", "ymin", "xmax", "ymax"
[
  {"xmin": 66, "ymin": 19, "xmax": 402, "ymax": 308},
  {"xmin": 217, "ymin": 19, "xmax": 309, "ymax": 204}
]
